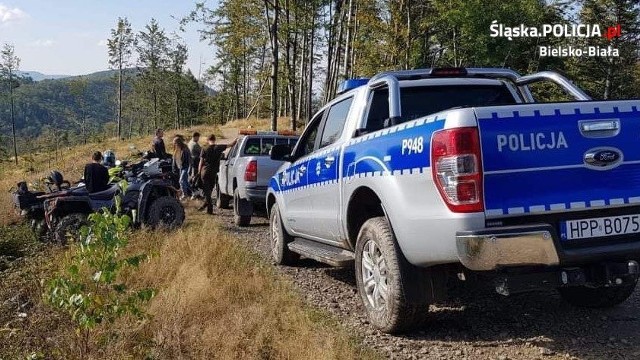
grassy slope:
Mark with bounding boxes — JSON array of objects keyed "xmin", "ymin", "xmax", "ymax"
[{"xmin": 0, "ymin": 122, "xmax": 375, "ymax": 359}]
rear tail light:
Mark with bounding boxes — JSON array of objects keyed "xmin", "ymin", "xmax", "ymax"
[
  {"xmin": 244, "ymin": 160, "xmax": 258, "ymax": 182},
  {"xmin": 431, "ymin": 127, "xmax": 483, "ymax": 213}
]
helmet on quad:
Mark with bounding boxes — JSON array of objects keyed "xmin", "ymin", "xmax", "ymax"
[
  {"xmin": 103, "ymin": 150, "xmax": 116, "ymax": 168},
  {"xmin": 47, "ymin": 170, "xmax": 64, "ymax": 188}
]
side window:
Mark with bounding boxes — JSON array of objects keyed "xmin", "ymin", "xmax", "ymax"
[
  {"xmin": 319, "ymin": 97, "xmax": 353, "ymax": 148},
  {"xmin": 228, "ymin": 142, "xmax": 239, "ymax": 159},
  {"xmin": 364, "ymin": 89, "xmax": 389, "ymax": 133},
  {"xmin": 294, "ymin": 111, "xmax": 324, "ymax": 158}
]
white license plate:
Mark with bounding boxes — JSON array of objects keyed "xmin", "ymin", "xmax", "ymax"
[{"xmin": 561, "ymin": 214, "xmax": 640, "ymax": 240}]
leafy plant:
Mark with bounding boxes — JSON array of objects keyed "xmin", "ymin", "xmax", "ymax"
[{"xmin": 44, "ymin": 211, "xmax": 155, "ymax": 359}]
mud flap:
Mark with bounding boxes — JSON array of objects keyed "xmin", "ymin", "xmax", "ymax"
[{"xmin": 236, "ymin": 197, "xmax": 254, "ymax": 216}]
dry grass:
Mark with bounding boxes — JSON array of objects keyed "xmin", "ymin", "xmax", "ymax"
[
  {"xmin": 0, "ymin": 126, "xmax": 376, "ymax": 359},
  {"xmin": 222, "ymin": 117, "xmax": 301, "ymax": 132},
  {"xmin": 0, "ymin": 125, "xmax": 222, "ymax": 226},
  {"xmin": 97, "ymin": 211, "xmax": 375, "ymax": 359}
]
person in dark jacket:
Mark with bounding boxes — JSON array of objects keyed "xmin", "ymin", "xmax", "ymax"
[
  {"xmin": 173, "ymin": 135, "xmax": 192, "ymax": 200},
  {"xmin": 152, "ymin": 128, "xmax": 168, "ymax": 159},
  {"xmin": 198, "ymin": 134, "xmax": 237, "ymax": 214},
  {"xmin": 83, "ymin": 151, "xmax": 110, "ymax": 193}
]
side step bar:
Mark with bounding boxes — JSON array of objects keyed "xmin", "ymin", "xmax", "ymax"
[{"xmin": 288, "ymin": 238, "xmax": 355, "ymax": 267}]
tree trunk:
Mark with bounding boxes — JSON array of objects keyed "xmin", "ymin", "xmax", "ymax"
[
  {"xmin": 343, "ymin": 0, "xmax": 354, "ymax": 79},
  {"xmin": 117, "ymin": 57, "xmax": 123, "ymax": 139},
  {"xmin": 265, "ymin": 0, "xmax": 279, "ymax": 131},
  {"xmin": 297, "ymin": 29, "xmax": 308, "ymax": 123},
  {"xmin": 307, "ymin": 10, "xmax": 315, "ymax": 123},
  {"xmin": 9, "ymin": 69, "xmax": 17, "ymax": 165},
  {"xmin": 604, "ymin": 66, "xmax": 612, "ymax": 100}
]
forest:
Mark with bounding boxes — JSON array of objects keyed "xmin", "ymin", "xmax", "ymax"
[{"xmin": 1, "ymin": 0, "xmax": 639, "ymax": 161}]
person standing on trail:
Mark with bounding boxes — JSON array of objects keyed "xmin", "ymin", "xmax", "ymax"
[
  {"xmin": 198, "ymin": 134, "xmax": 236, "ymax": 214},
  {"xmin": 188, "ymin": 132, "xmax": 202, "ymax": 198},
  {"xmin": 83, "ymin": 151, "xmax": 109, "ymax": 193},
  {"xmin": 172, "ymin": 136, "xmax": 192, "ymax": 200},
  {"xmin": 152, "ymin": 128, "xmax": 168, "ymax": 159}
]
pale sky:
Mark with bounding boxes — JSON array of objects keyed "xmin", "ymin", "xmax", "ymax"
[{"xmin": 0, "ymin": 0, "xmax": 218, "ymax": 77}]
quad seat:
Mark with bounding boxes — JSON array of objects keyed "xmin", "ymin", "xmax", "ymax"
[{"xmin": 89, "ymin": 185, "xmax": 119, "ymax": 201}]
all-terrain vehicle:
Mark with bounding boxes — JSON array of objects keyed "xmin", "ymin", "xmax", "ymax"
[{"xmin": 13, "ymin": 158, "xmax": 185, "ymax": 244}]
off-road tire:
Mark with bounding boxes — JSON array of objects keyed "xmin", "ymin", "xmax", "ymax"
[
  {"xmin": 355, "ymin": 216, "xmax": 430, "ymax": 333},
  {"xmin": 559, "ymin": 280, "xmax": 638, "ymax": 308},
  {"xmin": 269, "ymin": 203, "xmax": 299, "ymax": 265},
  {"xmin": 54, "ymin": 213, "xmax": 88, "ymax": 245},
  {"xmin": 215, "ymin": 183, "xmax": 231, "ymax": 209},
  {"xmin": 233, "ymin": 188, "xmax": 251, "ymax": 227},
  {"xmin": 147, "ymin": 196, "xmax": 185, "ymax": 229}
]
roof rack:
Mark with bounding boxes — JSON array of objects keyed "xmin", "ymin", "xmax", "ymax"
[{"xmin": 238, "ymin": 130, "xmax": 297, "ymax": 136}]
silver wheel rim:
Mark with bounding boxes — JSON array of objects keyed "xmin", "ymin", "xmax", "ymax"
[
  {"xmin": 361, "ymin": 239, "xmax": 389, "ymax": 312},
  {"xmin": 271, "ymin": 212, "xmax": 280, "ymax": 260}
]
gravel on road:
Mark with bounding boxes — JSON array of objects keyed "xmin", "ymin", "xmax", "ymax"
[{"xmin": 210, "ymin": 208, "xmax": 640, "ymax": 360}]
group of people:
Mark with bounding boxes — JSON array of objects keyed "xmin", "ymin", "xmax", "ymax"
[
  {"xmin": 81, "ymin": 128, "xmax": 233, "ymax": 215},
  {"xmin": 152, "ymin": 128, "xmax": 235, "ymax": 214}
]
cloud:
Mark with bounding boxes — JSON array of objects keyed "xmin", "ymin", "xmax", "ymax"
[
  {"xmin": 0, "ymin": 4, "xmax": 27, "ymax": 24},
  {"xmin": 97, "ymin": 39, "xmax": 108, "ymax": 47},
  {"xmin": 31, "ymin": 39, "xmax": 54, "ymax": 47}
]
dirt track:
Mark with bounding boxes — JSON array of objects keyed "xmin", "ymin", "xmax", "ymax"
[{"xmin": 209, "ymin": 207, "xmax": 640, "ymax": 360}]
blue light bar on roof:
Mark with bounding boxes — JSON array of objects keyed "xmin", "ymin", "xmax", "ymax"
[{"xmin": 337, "ymin": 78, "xmax": 370, "ymax": 94}]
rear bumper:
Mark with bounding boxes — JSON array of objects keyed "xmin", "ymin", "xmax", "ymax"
[
  {"xmin": 456, "ymin": 225, "xmax": 559, "ymax": 271},
  {"xmin": 457, "ymin": 224, "xmax": 640, "ymax": 271},
  {"xmin": 244, "ymin": 186, "xmax": 268, "ymax": 203}
]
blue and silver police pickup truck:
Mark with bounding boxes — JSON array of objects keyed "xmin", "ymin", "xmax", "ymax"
[{"xmin": 267, "ymin": 67, "xmax": 640, "ymax": 333}]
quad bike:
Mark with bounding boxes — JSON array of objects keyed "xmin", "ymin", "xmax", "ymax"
[{"xmin": 12, "ymin": 158, "xmax": 185, "ymax": 244}]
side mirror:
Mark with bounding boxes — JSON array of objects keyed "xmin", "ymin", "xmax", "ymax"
[{"xmin": 270, "ymin": 144, "xmax": 292, "ymax": 161}]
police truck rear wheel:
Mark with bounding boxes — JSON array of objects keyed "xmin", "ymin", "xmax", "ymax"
[
  {"xmin": 355, "ymin": 217, "xmax": 429, "ymax": 333},
  {"xmin": 559, "ymin": 280, "xmax": 638, "ymax": 308},
  {"xmin": 270, "ymin": 204, "xmax": 299, "ymax": 265}
]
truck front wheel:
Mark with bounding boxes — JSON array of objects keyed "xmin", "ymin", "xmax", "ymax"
[
  {"xmin": 269, "ymin": 204, "xmax": 299, "ymax": 265},
  {"xmin": 355, "ymin": 217, "xmax": 430, "ymax": 333},
  {"xmin": 559, "ymin": 281, "xmax": 637, "ymax": 308}
]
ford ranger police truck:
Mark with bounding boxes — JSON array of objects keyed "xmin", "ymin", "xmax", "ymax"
[{"xmin": 267, "ymin": 67, "xmax": 640, "ymax": 333}]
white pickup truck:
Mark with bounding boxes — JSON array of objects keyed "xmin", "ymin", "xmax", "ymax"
[
  {"xmin": 267, "ymin": 67, "xmax": 640, "ymax": 333},
  {"xmin": 216, "ymin": 131, "xmax": 298, "ymax": 226}
]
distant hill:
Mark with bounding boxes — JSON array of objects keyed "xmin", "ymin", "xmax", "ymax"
[
  {"xmin": 0, "ymin": 70, "xmax": 118, "ymax": 142},
  {"xmin": 16, "ymin": 70, "xmax": 70, "ymax": 82}
]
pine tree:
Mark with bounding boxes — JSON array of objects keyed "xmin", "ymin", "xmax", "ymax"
[
  {"xmin": 1, "ymin": 43, "xmax": 20, "ymax": 165},
  {"xmin": 569, "ymin": 0, "xmax": 640, "ymax": 99},
  {"xmin": 108, "ymin": 17, "xmax": 135, "ymax": 139},
  {"xmin": 136, "ymin": 19, "xmax": 170, "ymax": 130}
]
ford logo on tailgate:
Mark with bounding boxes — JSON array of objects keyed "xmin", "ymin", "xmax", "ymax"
[{"xmin": 584, "ymin": 147, "xmax": 623, "ymax": 169}]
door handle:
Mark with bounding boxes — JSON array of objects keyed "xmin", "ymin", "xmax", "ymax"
[
  {"xmin": 579, "ymin": 119, "xmax": 620, "ymax": 138},
  {"xmin": 324, "ymin": 156, "xmax": 335, "ymax": 166}
]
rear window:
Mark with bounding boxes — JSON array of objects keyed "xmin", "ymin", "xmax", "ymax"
[
  {"xmin": 243, "ymin": 137, "xmax": 298, "ymax": 156},
  {"xmin": 366, "ymin": 85, "xmax": 517, "ymax": 131}
]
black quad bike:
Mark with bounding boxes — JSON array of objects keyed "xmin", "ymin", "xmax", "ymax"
[{"xmin": 12, "ymin": 158, "xmax": 185, "ymax": 244}]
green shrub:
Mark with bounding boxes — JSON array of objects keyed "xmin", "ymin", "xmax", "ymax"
[{"xmin": 44, "ymin": 211, "xmax": 155, "ymax": 359}]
